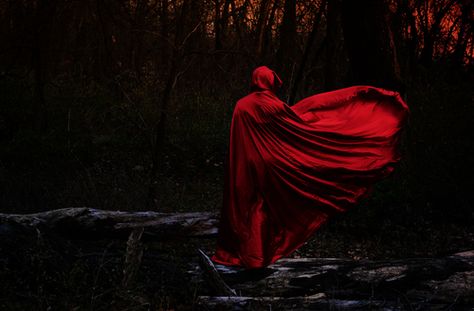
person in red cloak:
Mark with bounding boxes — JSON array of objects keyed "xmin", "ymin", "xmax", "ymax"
[{"xmin": 211, "ymin": 66, "xmax": 409, "ymax": 269}]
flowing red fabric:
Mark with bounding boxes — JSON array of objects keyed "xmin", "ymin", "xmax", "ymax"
[{"xmin": 211, "ymin": 66, "xmax": 409, "ymax": 269}]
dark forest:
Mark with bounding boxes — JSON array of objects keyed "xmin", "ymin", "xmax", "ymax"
[{"xmin": 0, "ymin": 0, "xmax": 473, "ymax": 309}]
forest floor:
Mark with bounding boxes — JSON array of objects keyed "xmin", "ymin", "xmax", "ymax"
[{"xmin": 1, "ymin": 209, "xmax": 473, "ymax": 310}]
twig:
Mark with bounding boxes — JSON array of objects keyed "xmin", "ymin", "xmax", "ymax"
[{"xmin": 197, "ymin": 249, "xmax": 237, "ymax": 297}]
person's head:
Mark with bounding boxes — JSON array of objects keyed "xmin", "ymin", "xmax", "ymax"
[{"xmin": 250, "ymin": 66, "xmax": 282, "ymax": 94}]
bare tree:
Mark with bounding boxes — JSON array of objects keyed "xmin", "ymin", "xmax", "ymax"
[
  {"xmin": 452, "ymin": 0, "xmax": 473, "ymax": 65},
  {"xmin": 289, "ymin": 0, "xmax": 326, "ymax": 104},
  {"xmin": 147, "ymin": 0, "xmax": 192, "ymax": 208},
  {"xmin": 277, "ymin": 0, "xmax": 297, "ymax": 100},
  {"xmin": 214, "ymin": 0, "xmax": 231, "ymax": 50},
  {"xmin": 341, "ymin": 0, "xmax": 403, "ymax": 93},
  {"xmin": 255, "ymin": 0, "xmax": 273, "ymax": 59},
  {"xmin": 417, "ymin": 0, "xmax": 456, "ymax": 65},
  {"xmin": 324, "ymin": 0, "xmax": 342, "ymax": 90}
]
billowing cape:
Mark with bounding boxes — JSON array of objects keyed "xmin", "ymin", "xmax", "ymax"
[{"xmin": 211, "ymin": 66, "xmax": 409, "ymax": 269}]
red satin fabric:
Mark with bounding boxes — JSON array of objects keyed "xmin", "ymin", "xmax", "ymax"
[{"xmin": 211, "ymin": 66, "xmax": 409, "ymax": 269}]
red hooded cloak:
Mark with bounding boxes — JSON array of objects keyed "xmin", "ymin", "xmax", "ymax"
[{"xmin": 211, "ymin": 66, "xmax": 409, "ymax": 269}]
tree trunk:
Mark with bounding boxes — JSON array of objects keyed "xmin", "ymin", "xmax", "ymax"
[
  {"xmin": 420, "ymin": 31, "xmax": 435, "ymax": 66},
  {"xmin": 147, "ymin": 53, "xmax": 179, "ymax": 208},
  {"xmin": 277, "ymin": 0, "xmax": 297, "ymax": 102},
  {"xmin": 159, "ymin": 0, "xmax": 170, "ymax": 67},
  {"xmin": 288, "ymin": 0, "xmax": 326, "ymax": 105},
  {"xmin": 147, "ymin": 0, "xmax": 190, "ymax": 208},
  {"xmin": 419, "ymin": 0, "xmax": 456, "ymax": 66},
  {"xmin": 214, "ymin": 0, "xmax": 222, "ymax": 50},
  {"xmin": 96, "ymin": 0, "xmax": 116, "ymax": 79},
  {"xmin": 31, "ymin": 0, "xmax": 56, "ymax": 131},
  {"xmin": 230, "ymin": 0, "xmax": 250, "ymax": 49},
  {"xmin": 324, "ymin": 0, "xmax": 342, "ymax": 91},
  {"xmin": 214, "ymin": 0, "xmax": 231, "ymax": 50},
  {"xmin": 452, "ymin": 0, "xmax": 471, "ymax": 65},
  {"xmin": 255, "ymin": 0, "xmax": 272, "ymax": 59},
  {"xmin": 393, "ymin": 0, "xmax": 418, "ymax": 75},
  {"xmin": 341, "ymin": 0, "xmax": 403, "ymax": 93},
  {"xmin": 131, "ymin": 0, "xmax": 147, "ymax": 77},
  {"xmin": 261, "ymin": 0, "xmax": 279, "ymax": 60}
]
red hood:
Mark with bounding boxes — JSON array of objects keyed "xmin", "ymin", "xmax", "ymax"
[{"xmin": 250, "ymin": 66, "xmax": 283, "ymax": 92}]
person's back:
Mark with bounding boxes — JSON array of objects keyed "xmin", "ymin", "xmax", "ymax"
[{"xmin": 211, "ymin": 66, "xmax": 409, "ymax": 269}]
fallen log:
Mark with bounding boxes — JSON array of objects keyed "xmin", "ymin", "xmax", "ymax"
[
  {"xmin": 196, "ymin": 295, "xmax": 429, "ymax": 311},
  {"xmin": 191, "ymin": 250, "xmax": 474, "ymax": 309},
  {"xmin": 0, "ymin": 207, "xmax": 218, "ymax": 239},
  {"xmin": 1, "ymin": 208, "xmax": 473, "ymax": 309}
]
